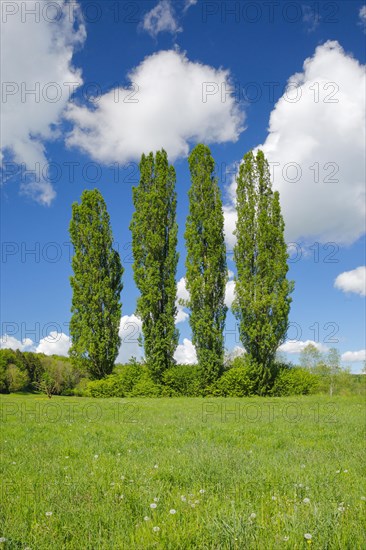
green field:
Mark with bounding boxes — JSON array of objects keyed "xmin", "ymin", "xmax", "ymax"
[{"xmin": 0, "ymin": 395, "xmax": 365, "ymax": 549}]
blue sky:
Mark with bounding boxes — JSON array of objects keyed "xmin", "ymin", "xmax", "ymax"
[{"xmin": 1, "ymin": 0, "xmax": 365, "ymax": 371}]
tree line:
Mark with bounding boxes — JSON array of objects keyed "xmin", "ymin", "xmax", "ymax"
[{"xmin": 69, "ymin": 145, "xmax": 293, "ymax": 395}]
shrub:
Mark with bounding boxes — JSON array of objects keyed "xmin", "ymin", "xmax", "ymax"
[
  {"xmin": 208, "ymin": 367, "xmax": 256, "ymax": 397},
  {"xmin": 271, "ymin": 367, "xmax": 319, "ymax": 396},
  {"xmin": 162, "ymin": 364, "xmax": 202, "ymax": 396},
  {"xmin": 85, "ymin": 362, "xmax": 155, "ymax": 398},
  {"xmin": 128, "ymin": 372, "xmax": 161, "ymax": 397}
]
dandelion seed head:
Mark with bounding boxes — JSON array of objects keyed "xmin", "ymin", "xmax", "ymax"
[
  {"xmin": 150, "ymin": 503, "xmax": 157, "ymax": 509},
  {"xmin": 304, "ymin": 533, "xmax": 312, "ymax": 540},
  {"xmin": 152, "ymin": 526, "xmax": 160, "ymax": 532}
]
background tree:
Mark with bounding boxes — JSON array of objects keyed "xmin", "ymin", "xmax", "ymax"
[
  {"xmin": 233, "ymin": 150, "xmax": 294, "ymax": 393},
  {"xmin": 300, "ymin": 343, "xmax": 323, "ymax": 371},
  {"xmin": 326, "ymin": 347, "xmax": 341, "ymax": 396},
  {"xmin": 69, "ymin": 189, "xmax": 123, "ymax": 379},
  {"xmin": 184, "ymin": 144, "xmax": 227, "ymax": 387},
  {"xmin": 130, "ymin": 150, "xmax": 179, "ymax": 383}
]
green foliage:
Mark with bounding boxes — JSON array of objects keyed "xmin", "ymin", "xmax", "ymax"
[
  {"xmin": 130, "ymin": 150, "xmax": 179, "ymax": 382},
  {"xmin": 128, "ymin": 372, "xmax": 161, "ymax": 397},
  {"xmin": 300, "ymin": 343, "xmax": 323, "ymax": 370},
  {"xmin": 85, "ymin": 362, "xmax": 158, "ymax": 398},
  {"xmin": 6, "ymin": 364, "xmax": 30, "ymax": 392},
  {"xmin": 209, "ymin": 366, "xmax": 256, "ymax": 397},
  {"xmin": 0, "ymin": 349, "xmax": 36, "ymax": 392},
  {"xmin": 162, "ymin": 364, "xmax": 202, "ymax": 396},
  {"xmin": 69, "ymin": 188, "xmax": 123, "ymax": 379},
  {"xmin": 185, "ymin": 144, "xmax": 227, "ymax": 387},
  {"xmin": 271, "ymin": 366, "xmax": 319, "ymax": 396},
  {"xmin": 233, "ymin": 150, "xmax": 294, "ymax": 393},
  {"xmin": 35, "ymin": 357, "xmax": 82, "ymax": 397},
  {"xmin": 0, "ymin": 349, "xmax": 18, "ymax": 392}
]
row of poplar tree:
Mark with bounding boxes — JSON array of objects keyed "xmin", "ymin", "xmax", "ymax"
[{"xmin": 69, "ymin": 145, "xmax": 293, "ymax": 394}]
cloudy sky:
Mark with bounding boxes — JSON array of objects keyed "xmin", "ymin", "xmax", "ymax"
[{"xmin": 1, "ymin": 0, "xmax": 365, "ymax": 371}]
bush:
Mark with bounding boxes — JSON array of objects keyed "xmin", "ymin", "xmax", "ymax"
[
  {"xmin": 271, "ymin": 367, "xmax": 319, "ymax": 396},
  {"xmin": 85, "ymin": 362, "xmax": 157, "ymax": 398},
  {"xmin": 208, "ymin": 366, "xmax": 256, "ymax": 397},
  {"xmin": 128, "ymin": 372, "xmax": 161, "ymax": 397},
  {"xmin": 162, "ymin": 364, "xmax": 202, "ymax": 396}
]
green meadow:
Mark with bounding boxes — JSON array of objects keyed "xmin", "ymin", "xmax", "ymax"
[{"xmin": 0, "ymin": 394, "xmax": 365, "ymax": 549}]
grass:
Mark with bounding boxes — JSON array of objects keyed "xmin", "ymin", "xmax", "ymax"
[{"xmin": 0, "ymin": 394, "xmax": 365, "ymax": 549}]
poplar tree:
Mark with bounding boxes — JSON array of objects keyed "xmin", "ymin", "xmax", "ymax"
[
  {"xmin": 69, "ymin": 189, "xmax": 123, "ymax": 379},
  {"xmin": 185, "ymin": 144, "xmax": 227, "ymax": 387},
  {"xmin": 130, "ymin": 150, "xmax": 179, "ymax": 382},
  {"xmin": 233, "ymin": 150, "xmax": 294, "ymax": 393}
]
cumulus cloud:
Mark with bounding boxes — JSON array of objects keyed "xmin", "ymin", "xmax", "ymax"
[
  {"xmin": 341, "ymin": 349, "xmax": 366, "ymax": 362},
  {"xmin": 279, "ymin": 340, "xmax": 329, "ymax": 354},
  {"xmin": 174, "ymin": 338, "xmax": 197, "ymax": 364},
  {"xmin": 0, "ymin": 331, "xmax": 71, "ymax": 355},
  {"xmin": 66, "ymin": 50, "xmax": 244, "ymax": 164},
  {"xmin": 141, "ymin": 0, "xmax": 181, "ymax": 37},
  {"xmin": 117, "ymin": 314, "xmax": 144, "ymax": 363},
  {"xmin": 36, "ymin": 331, "xmax": 71, "ymax": 355},
  {"xmin": 224, "ymin": 41, "xmax": 366, "ymax": 248},
  {"xmin": 225, "ymin": 279, "xmax": 236, "ymax": 308},
  {"xmin": 1, "ymin": 0, "xmax": 85, "ymax": 204},
  {"xmin": 176, "ymin": 277, "xmax": 190, "ymax": 324},
  {"xmin": 334, "ymin": 266, "xmax": 366, "ymax": 296},
  {"xmin": 225, "ymin": 346, "xmax": 245, "ymax": 360},
  {"xmin": 0, "ymin": 335, "xmax": 34, "ymax": 352}
]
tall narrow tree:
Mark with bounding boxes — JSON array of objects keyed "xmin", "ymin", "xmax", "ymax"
[
  {"xmin": 130, "ymin": 150, "xmax": 179, "ymax": 382},
  {"xmin": 69, "ymin": 189, "xmax": 123, "ymax": 379},
  {"xmin": 233, "ymin": 150, "xmax": 294, "ymax": 393},
  {"xmin": 185, "ymin": 144, "xmax": 227, "ymax": 387}
]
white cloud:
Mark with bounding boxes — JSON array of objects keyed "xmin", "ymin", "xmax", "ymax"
[
  {"xmin": 66, "ymin": 50, "xmax": 244, "ymax": 164},
  {"xmin": 0, "ymin": 335, "xmax": 34, "ymax": 352},
  {"xmin": 224, "ymin": 41, "xmax": 366, "ymax": 248},
  {"xmin": 334, "ymin": 266, "xmax": 366, "ymax": 296},
  {"xmin": 174, "ymin": 338, "xmax": 197, "ymax": 364},
  {"xmin": 175, "ymin": 274, "xmax": 236, "ymax": 318},
  {"xmin": 341, "ymin": 349, "xmax": 366, "ymax": 362},
  {"xmin": 175, "ymin": 277, "xmax": 189, "ymax": 324},
  {"xmin": 36, "ymin": 331, "xmax": 71, "ymax": 356},
  {"xmin": 225, "ymin": 346, "xmax": 246, "ymax": 360},
  {"xmin": 279, "ymin": 340, "xmax": 329, "ymax": 354},
  {"xmin": 1, "ymin": 0, "xmax": 85, "ymax": 204},
  {"xmin": 141, "ymin": 0, "xmax": 181, "ymax": 37},
  {"xmin": 225, "ymin": 279, "xmax": 236, "ymax": 308},
  {"xmin": 359, "ymin": 6, "xmax": 366, "ymax": 31},
  {"xmin": 117, "ymin": 314, "xmax": 144, "ymax": 363}
]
